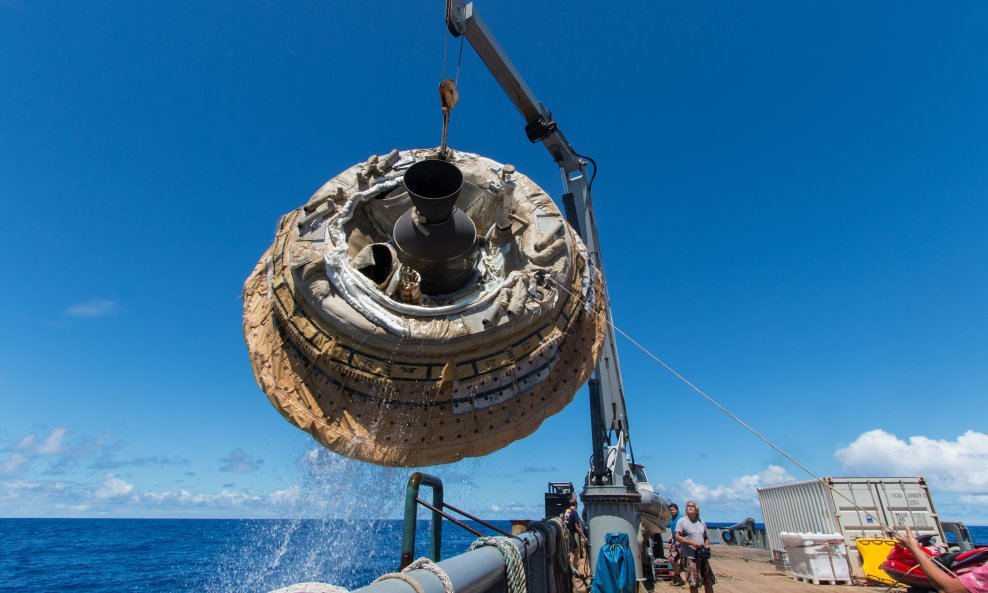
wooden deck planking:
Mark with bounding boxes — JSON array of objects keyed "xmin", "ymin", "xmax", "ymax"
[{"xmin": 650, "ymin": 545, "xmax": 895, "ymax": 593}]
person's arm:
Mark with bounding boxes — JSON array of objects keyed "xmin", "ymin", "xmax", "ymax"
[
  {"xmin": 673, "ymin": 528, "xmax": 700, "ymax": 548},
  {"xmin": 896, "ymin": 528, "xmax": 969, "ymax": 593},
  {"xmin": 672, "ymin": 520, "xmax": 688, "ymax": 546}
]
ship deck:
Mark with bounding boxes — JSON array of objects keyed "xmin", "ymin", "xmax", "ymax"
[
  {"xmin": 664, "ymin": 545, "xmax": 889, "ymax": 592},
  {"xmin": 579, "ymin": 545, "xmax": 898, "ymax": 593}
]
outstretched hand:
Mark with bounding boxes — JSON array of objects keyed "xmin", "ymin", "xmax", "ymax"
[
  {"xmin": 893, "ymin": 527, "xmax": 970, "ymax": 593},
  {"xmin": 895, "ymin": 526, "xmax": 922, "ymax": 554}
]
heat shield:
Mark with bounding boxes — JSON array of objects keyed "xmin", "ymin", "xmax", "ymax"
[{"xmin": 243, "ymin": 148, "xmax": 605, "ymax": 467}]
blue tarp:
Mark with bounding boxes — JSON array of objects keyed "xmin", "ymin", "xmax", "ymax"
[{"xmin": 591, "ymin": 532, "xmax": 636, "ymax": 593}]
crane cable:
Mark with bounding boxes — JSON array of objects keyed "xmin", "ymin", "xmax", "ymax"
[
  {"xmin": 439, "ymin": 2, "xmax": 465, "ymax": 159},
  {"xmin": 545, "ymin": 273, "xmax": 961, "ymax": 578}
]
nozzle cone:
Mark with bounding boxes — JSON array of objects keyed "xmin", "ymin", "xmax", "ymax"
[{"xmin": 403, "ymin": 159, "xmax": 464, "ymax": 224}]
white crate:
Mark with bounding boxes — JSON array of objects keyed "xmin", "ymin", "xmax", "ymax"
[{"xmin": 780, "ymin": 532, "xmax": 851, "ymax": 584}]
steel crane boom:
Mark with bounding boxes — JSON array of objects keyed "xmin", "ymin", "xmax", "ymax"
[{"xmin": 447, "ymin": 1, "xmax": 667, "ymax": 582}]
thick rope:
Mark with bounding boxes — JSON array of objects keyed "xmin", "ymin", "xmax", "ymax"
[
  {"xmin": 268, "ymin": 584, "xmax": 349, "ymax": 593},
  {"xmin": 373, "ymin": 556, "xmax": 454, "ymax": 593},
  {"xmin": 372, "ymin": 572, "xmax": 424, "ymax": 593},
  {"xmin": 547, "ymin": 517, "xmax": 576, "ymax": 593},
  {"xmin": 557, "ymin": 517, "xmax": 591, "ymax": 591},
  {"xmin": 406, "ymin": 557, "xmax": 455, "ymax": 593},
  {"xmin": 469, "ymin": 536, "xmax": 526, "ymax": 593}
]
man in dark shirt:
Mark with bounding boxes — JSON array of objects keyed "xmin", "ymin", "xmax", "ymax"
[{"xmin": 564, "ymin": 497, "xmax": 586, "ymax": 567}]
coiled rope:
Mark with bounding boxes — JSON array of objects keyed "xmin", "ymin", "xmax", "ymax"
[
  {"xmin": 406, "ymin": 557, "xmax": 455, "ymax": 593},
  {"xmin": 548, "ymin": 517, "xmax": 576, "ymax": 593},
  {"xmin": 373, "ymin": 557, "xmax": 454, "ymax": 593},
  {"xmin": 269, "ymin": 584, "xmax": 349, "ymax": 593},
  {"xmin": 469, "ymin": 536, "xmax": 527, "ymax": 593},
  {"xmin": 546, "ymin": 516, "xmax": 589, "ymax": 590},
  {"xmin": 528, "ymin": 520, "xmax": 566, "ymax": 593}
]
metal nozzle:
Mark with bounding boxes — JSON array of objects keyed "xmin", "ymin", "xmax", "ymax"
[
  {"xmin": 403, "ymin": 159, "xmax": 464, "ymax": 224},
  {"xmin": 393, "ymin": 159, "xmax": 477, "ymax": 295}
]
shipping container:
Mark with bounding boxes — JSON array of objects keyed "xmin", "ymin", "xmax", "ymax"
[{"xmin": 757, "ymin": 477, "xmax": 944, "ymax": 577}]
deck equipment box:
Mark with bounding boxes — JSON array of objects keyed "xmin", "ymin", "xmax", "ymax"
[
  {"xmin": 780, "ymin": 532, "xmax": 851, "ymax": 584},
  {"xmin": 758, "ymin": 477, "xmax": 944, "ymax": 578},
  {"xmin": 545, "ymin": 482, "xmax": 574, "ymax": 519}
]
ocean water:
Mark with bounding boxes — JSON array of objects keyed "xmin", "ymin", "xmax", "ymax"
[
  {"xmin": 706, "ymin": 522, "xmax": 766, "ymax": 529},
  {"xmin": 1, "ymin": 519, "xmax": 985, "ymax": 593},
  {"xmin": 0, "ymin": 519, "xmax": 507, "ymax": 593}
]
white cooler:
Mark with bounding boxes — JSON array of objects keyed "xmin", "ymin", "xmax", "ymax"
[{"xmin": 779, "ymin": 532, "xmax": 851, "ymax": 583}]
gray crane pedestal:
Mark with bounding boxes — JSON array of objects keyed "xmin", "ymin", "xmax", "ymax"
[{"xmin": 583, "ymin": 486, "xmax": 646, "ymax": 591}]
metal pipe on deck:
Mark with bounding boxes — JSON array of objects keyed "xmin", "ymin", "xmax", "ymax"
[
  {"xmin": 402, "ymin": 473, "xmax": 445, "ymax": 568},
  {"xmin": 353, "ymin": 530, "xmax": 547, "ymax": 593}
]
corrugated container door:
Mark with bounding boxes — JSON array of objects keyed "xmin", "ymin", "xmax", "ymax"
[
  {"xmin": 827, "ymin": 479, "xmax": 943, "ymax": 541},
  {"xmin": 829, "ymin": 479, "xmax": 890, "ymax": 541},
  {"xmin": 827, "ymin": 478, "xmax": 944, "ymax": 576},
  {"xmin": 871, "ymin": 479, "xmax": 943, "ymax": 539},
  {"xmin": 828, "ymin": 478, "xmax": 890, "ymax": 575}
]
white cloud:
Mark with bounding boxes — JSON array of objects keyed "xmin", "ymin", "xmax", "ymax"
[
  {"xmin": 3, "ymin": 428, "xmax": 186, "ymax": 478},
  {"xmin": 64, "ymin": 299, "xmax": 120, "ymax": 318},
  {"xmin": 835, "ymin": 429, "xmax": 988, "ymax": 493},
  {"xmin": 503, "ymin": 502, "xmax": 537, "ymax": 513},
  {"xmin": 0, "ymin": 478, "xmax": 92, "ymax": 516},
  {"xmin": 140, "ymin": 489, "xmax": 263, "ymax": 506},
  {"xmin": 35, "ymin": 427, "xmax": 68, "ymax": 455},
  {"xmin": 958, "ymin": 495, "xmax": 988, "ymax": 506},
  {"xmin": 56, "ymin": 503, "xmax": 93, "ymax": 512},
  {"xmin": 91, "ymin": 455, "xmax": 190, "ymax": 470},
  {"xmin": 666, "ymin": 465, "xmax": 798, "ymax": 518},
  {"xmin": 677, "ymin": 465, "xmax": 797, "ymax": 504},
  {"xmin": 0, "ymin": 442, "xmax": 405, "ymax": 518},
  {"xmin": 2, "ymin": 428, "xmax": 131, "ymax": 478},
  {"xmin": 1, "ymin": 427, "xmax": 72, "ymax": 475},
  {"xmin": 12, "ymin": 427, "xmax": 67, "ymax": 456},
  {"xmin": 219, "ymin": 448, "xmax": 262, "ymax": 473},
  {"xmin": 0, "ymin": 453, "xmax": 27, "ymax": 475},
  {"xmin": 269, "ymin": 485, "xmax": 303, "ymax": 505},
  {"xmin": 0, "ymin": 479, "xmax": 39, "ymax": 500},
  {"xmin": 521, "ymin": 466, "xmax": 559, "ymax": 474},
  {"xmin": 486, "ymin": 502, "xmax": 537, "ymax": 515},
  {"xmin": 0, "ymin": 474, "xmax": 321, "ymax": 517},
  {"xmin": 95, "ymin": 474, "xmax": 134, "ymax": 499}
]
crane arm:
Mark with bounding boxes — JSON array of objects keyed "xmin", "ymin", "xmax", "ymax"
[
  {"xmin": 446, "ymin": 1, "xmax": 579, "ymax": 171},
  {"xmin": 447, "ymin": 0, "xmax": 631, "ymax": 485}
]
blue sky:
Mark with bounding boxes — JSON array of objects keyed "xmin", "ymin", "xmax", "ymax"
[{"xmin": 1, "ymin": 0, "xmax": 986, "ymax": 524}]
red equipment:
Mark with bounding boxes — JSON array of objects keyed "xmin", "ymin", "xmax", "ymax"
[{"xmin": 880, "ymin": 534, "xmax": 988, "ymax": 591}]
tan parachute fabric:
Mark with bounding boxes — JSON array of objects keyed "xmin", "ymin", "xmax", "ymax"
[{"xmin": 243, "ymin": 148, "xmax": 606, "ymax": 467}]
